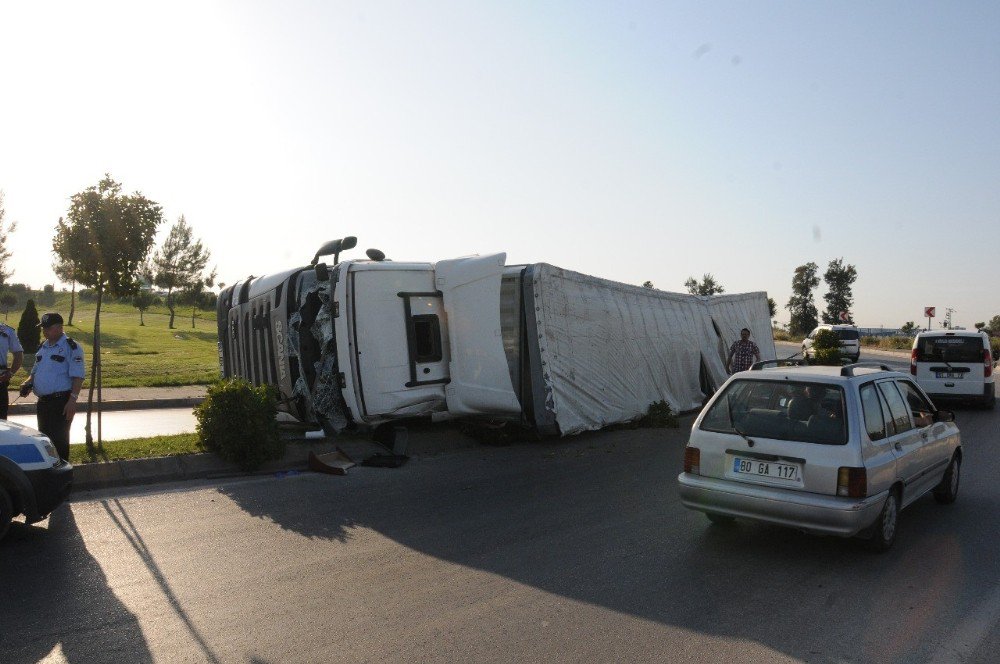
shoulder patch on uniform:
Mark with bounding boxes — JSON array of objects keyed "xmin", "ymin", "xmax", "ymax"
[{"xmin": 66, "ymin": 337, "xmax": 78, "ymax": 350}]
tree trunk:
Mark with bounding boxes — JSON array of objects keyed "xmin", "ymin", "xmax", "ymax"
[
  {"xmin": 191, "ymin": 306, "xmax": 196, "ymax": 329},
  {"xmin": 140, "ymin": 309, "xmax": 145, "ymax": 326},
  {"xmin": 167, "ymin": 289, "xmax": 175, "ymax": 329},
  {"xmin": 85, "ymin": 286, "xmax": 104, "ymax": 450},
  {"xmin": 68, "ymin": 280, "xmax": 76, "ymax": 327}
]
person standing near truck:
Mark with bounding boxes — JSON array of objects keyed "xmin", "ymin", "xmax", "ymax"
[
  {"xmin": 0, "ymin": 321, "xmax": 24, "ymax": 419},
  {"xmin": 18, "ymin": 312, "xmax": 84, "ymax": 461},
  {"xmin": 727, "ymin": 327, "xmax": 761, "ymax": 374}
]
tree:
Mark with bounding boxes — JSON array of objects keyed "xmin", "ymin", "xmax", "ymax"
[
  {"xmin": 150, "ymin": 215, "xmax": 212, "ymax": 329},
  {"xmin": 684, "ymin": 273, "xmax": 725, "ymax": 296},
  {"xmin": 0, "ymin": 292, "xmax": 15, "ymax": 320},
  {"xmin": 52, "ymin": 257, "xmax": 78, "ymax": 326},
  {"xmin": 178, "ymin": 268, "xmax": 217, "ymax": 329},
  {"xmin": 900, "ymin": 321, "xmax": 919, "ymax": 336},
  {"xmin": 821, "ymin": 258, "xmax": 858, "ymax": 324},
  {"xmin": 988, "ymin": 315, "xmax": 1000, "ymax": 335},
  {"xmin": 786, "ymin": 262, "xmax": 820, "ymax": 336},
  {"xmin": 641, "ymin": 280, "xmax": 655, "ymax": 289},
  {"xmin": 767, "ymin": 297, "xmax": 777, "ymax": 319},
  {"xmin": 52, "ymin": 175, "xmax": 163, "ymax": 448},
  {"xmin": 132, "ymin": 290, "xmax": 156, "ymax": 326},
  {"xmin": 16, "ymin": 299, "xmax": 41, "ymax": 357},
  {"xmin": 0, "ymin": 191, "xmax": 16, "ymax": 284},
  {"xmin": 974, "ymin": 322, "xmax": 985, "ymax": 332}
]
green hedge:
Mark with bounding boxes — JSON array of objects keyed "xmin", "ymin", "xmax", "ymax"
[{"xmin": 195, "ymin": 379, "xmax": 285, "ymax": 471}]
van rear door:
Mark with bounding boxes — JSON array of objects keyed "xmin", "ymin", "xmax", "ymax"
[
  {"xmin": 435, "ymin": 254, "xmax": 521, "ymax": 417},
  {"xmin": 914, "ymin": 335, "xmax": 984, "ymax": 398}
]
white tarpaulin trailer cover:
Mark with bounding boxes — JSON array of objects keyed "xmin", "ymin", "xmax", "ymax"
[{"xmin": 524, "ymin": 264, "xmax": 775, "ymax": 435}]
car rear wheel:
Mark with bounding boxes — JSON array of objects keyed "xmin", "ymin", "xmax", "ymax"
[
  {"xmin": 933, "ymin": 456, "xmax": 960, "ymax": 504},
  {"xmin": 706, "ymin": 513, "xmax": 735, "ymax": 526},
  {"xmin": 0, "ymin": 487, "xmax": 12, "ymax": 542},
  {"xmin": 866, "ymin": 491, "xmax": 898, "ymax": 552}
]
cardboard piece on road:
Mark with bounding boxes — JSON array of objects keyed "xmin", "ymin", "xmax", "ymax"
[{"xmin": 308, "ymin": 447, "xmax": 356, "ymax": 476}]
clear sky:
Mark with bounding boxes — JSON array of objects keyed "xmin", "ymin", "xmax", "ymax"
[{"xmin": 1, "ymin": 1, "xmax": 997, "ymax": 329}]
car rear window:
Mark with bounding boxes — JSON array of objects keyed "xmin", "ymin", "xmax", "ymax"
[
  {"xmin": 701, "ymin": 379, "xmax": 847, "ymax": 445},
  {"xmin": 836, "ymin": 329, "xmax": 859, "ymax": 341},
  {"xmin": 915, "ymin": 336, "xmax": 984, "ymax": 363}
]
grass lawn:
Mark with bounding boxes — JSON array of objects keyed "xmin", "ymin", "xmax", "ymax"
[
  {"xmin": 9, "ymin": 294, "xmax": 220, "ymax": 388},
  {"xmin": 70, "ymin": 433, "xmax": 205, "ymax": 465}
]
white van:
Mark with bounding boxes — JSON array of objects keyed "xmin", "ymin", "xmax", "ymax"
[
  {"xmin": 911, "ymin": 331, "xmax": 995, "ymax": 409},
  {"xmin": 802, "ymin": 324, "xmax": 861, "ymax": 363}
]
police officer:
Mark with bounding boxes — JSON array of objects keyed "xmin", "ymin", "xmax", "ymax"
[
  {"xmin": 0, "ymin": 320, "xmax": 24, "ymax": 419},
  {"xmin": 18, "ymin": 312, "xmax": 84, "ymax": 461}
]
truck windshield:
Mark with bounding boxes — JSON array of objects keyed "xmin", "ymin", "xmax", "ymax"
[{"xmin": 701, "ymin": 379, "xmax": 847, "ymax": 445}]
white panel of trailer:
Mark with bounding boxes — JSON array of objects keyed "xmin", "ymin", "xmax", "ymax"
[{"xmin": 530, "ymin": 264, "xmax": 775, "ymax": 435}]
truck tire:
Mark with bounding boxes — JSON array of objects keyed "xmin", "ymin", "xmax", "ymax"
[{"xmin": 0, "ymin": 487, "xmax": 12, "ymax": 542}]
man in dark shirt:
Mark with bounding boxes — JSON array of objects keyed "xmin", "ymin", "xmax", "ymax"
[{"xmin": 727, "ymin": 327, "xmax": 761, "ymax": 374}]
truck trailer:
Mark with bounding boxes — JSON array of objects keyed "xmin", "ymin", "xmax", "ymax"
[{"xmin": 216, "ymin": 239, "xmax": 775, "ymax": 436}]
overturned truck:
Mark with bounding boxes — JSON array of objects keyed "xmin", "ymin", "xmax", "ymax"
[{"xmin": 217, "ymin": 240, "xmax": 775, "ymax": 436}]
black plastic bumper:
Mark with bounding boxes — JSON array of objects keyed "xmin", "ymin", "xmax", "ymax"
[{"xmin": 24, "ymin": 461, "xmax": 74, "ymax": 521}]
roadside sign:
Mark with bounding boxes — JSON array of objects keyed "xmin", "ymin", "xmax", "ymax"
[
  {"xmin": 838, "ymin": 311, "xmax": 849, "ymax": 322},
  {"xmin": 925, "ymin": 307, "xmax": 936, "ymax": 318}
]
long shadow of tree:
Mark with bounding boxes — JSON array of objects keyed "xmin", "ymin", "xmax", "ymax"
[
  {"xmin": 217, "ymin": 426, "xmax": 997, "ymax": 663},
  {"xmin": 0, "ymin": 507, "xmax": 153, "ymax": 663}
]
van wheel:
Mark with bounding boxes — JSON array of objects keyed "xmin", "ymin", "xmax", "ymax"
[
  {"xmin": 933, "ymin": 456, "xmax": 960, "ymax": 504},
  {"xmin": 706, "ymin": 513, "xmax": 735, "ymax": 526},
  {"xmin": 866, "ymin": 491, "xmax": 898, "ymax": 552},
  {"xmin": 0, "ymin": 488, "xmax": 12, "ymax": 542}
]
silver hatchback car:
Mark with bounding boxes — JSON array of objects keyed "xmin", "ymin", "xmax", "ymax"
[{"xmin": 677, "ymin": 361, "xmax": 961, "ymax": 551}]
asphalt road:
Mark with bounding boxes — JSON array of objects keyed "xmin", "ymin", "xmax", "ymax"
[{"xmin": 2, "ymin": 400, "xmax": 997, "ymax": 663}]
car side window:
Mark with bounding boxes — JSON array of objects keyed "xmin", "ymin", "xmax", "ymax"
[
  {"xmin": 896, "ymin": 380, "xmax": 935, "ymax": 428},
  {"xmin": 877, "ymin": 381, "xmax": 913, "ymax": 434},
  {"xmin": 859, "ymin": 384, "xmax": 888, "ymax": 441}
]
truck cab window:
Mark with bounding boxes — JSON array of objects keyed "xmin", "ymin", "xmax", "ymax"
[{"xmin": 412, "ymin": 314, "xmax": 442, "ymax": 363}]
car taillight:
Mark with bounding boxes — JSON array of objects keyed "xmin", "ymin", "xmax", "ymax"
[
  {"xmin": 985, "ymin": 349, "xmax": 993, "ymax": 378},
  {"xmin": 910, "ymin": 349, "xmax": 918, "ymax": 376},
  {"xmin": 837, "ymin": 467, "xmax": 867, "ymax": 498},
  {"xmin": 684, "ymin": 447, "xmax": 700, "ymax": 475}
]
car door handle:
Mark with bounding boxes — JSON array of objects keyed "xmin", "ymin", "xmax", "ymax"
[
  {"xmin": 921, "ymin": 432, "xmax": 929, "ymax": 441},
  {"xmin": 894, "ymin": 442, "xmax": 902, "ymax": 451}
]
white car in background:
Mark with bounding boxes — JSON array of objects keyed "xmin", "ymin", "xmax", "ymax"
[
  {"xmin": 910, "ymin": 330, "xmax": 995, "ymax": 409},
  {"xmin": 677, "ymin": 361, "xmax": 962, "ymax": 551},
  {"xmin": 802, "ymin": 324, "xmax": 861, "ymax": 363}
]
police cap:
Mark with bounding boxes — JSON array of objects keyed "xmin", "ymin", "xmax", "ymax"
[{"xmin": 39, "ymin": 312, "xmax": 64, "ymax": 328}]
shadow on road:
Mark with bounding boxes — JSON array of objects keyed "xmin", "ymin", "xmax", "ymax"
[
  {"xmin": 216, "ymin": 417, "xmax": 999, "ymax": 663},
  {"xmin": 0, "ymin": 507, "xmax": 154, "ymax": 664}
]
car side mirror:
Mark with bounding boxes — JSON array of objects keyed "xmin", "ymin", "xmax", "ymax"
[{"xmin": 933, "ymin": 410, "xmax": 955, "ymax": 423}]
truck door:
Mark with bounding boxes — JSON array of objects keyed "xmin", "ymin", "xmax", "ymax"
[{"xmin": 435, "ymin": 254, "xmax": 521, "ymax": 417}]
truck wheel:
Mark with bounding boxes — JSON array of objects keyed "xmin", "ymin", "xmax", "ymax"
[
  {"xmin": 0, "ymin": 487, "xmax": 12, "ymax": 542},
  {"xmin": 866, "ymin": 491, "xmax": 898, "ymax": 552},
  {"xmin": 933, "ymin": 456, "xmax": 960, "ymax": 504}
]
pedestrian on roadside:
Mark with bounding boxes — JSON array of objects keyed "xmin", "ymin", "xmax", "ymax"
[
  {"xmin": 18, "ymin": 313, "xmax": 84, "ymax": 461},
  {"xmin": 726, "ymin": 327, "xmax": 761, "ymax": 374},
  {"xmin": 0, "ymin": 321, "xmax": 24, "ymax": 419}
]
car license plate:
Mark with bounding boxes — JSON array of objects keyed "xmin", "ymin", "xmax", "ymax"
[
  {"xmin": 935, "ymin": 372, "xmax": 963, "ymax": 379},
  {"xmin": 732, "ymin": 457, "xmax": 800, "ymax": 482}
]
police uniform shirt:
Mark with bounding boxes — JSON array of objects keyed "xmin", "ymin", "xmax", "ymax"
[
  {"xmin": 0, "ymin": 323, "xmax": 23, "ymax": 369},
  {"xmin": 30, "ymin": 334, "xmax": 85, "ymax": 396}
]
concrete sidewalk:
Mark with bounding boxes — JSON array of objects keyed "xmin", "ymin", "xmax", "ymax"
[{"xmin": 8, "ymin": 385, "xmax": 207, "ymax": 416}]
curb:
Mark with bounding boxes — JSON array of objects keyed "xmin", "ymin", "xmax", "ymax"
[
  {"xmin": 71, "ymin": 440, "xmax": 342, "ymax": 492},
  {"xmin": 10, "ymin": 397, "xmax": 204, "ymax": 416}
]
